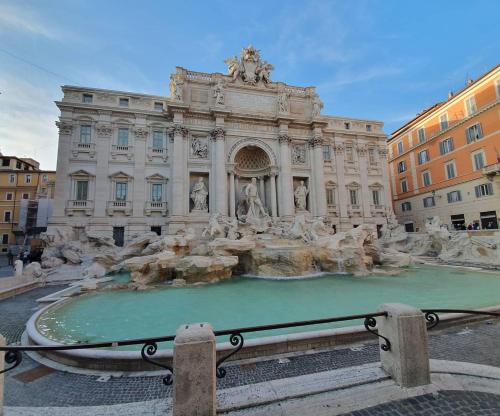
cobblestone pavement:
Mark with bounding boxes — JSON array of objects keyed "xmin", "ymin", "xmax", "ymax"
[
  {"xmin": 343, "ymin": 390, "xmax": 500, "ymax": 416},
  {"xmin": 2, "ymin": 286, "xmax": 500, "ymax": 409}
]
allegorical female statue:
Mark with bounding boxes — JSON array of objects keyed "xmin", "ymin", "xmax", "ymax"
[
  {"xmin": 191, "ymin": 177, "xmax": 208, "ymax": 211},
  {"xmin": 294, "ymin": 180, "xmax": 309, "ymax": 211}
]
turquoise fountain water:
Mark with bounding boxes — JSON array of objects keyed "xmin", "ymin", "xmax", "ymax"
[{"xmin": 37, "ymin": 265, "xmax": 500, "ymax": 349}]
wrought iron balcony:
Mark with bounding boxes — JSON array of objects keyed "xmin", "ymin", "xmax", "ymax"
[
  {"xmin": 145, "ymin": 200, "xmax": 168, "ymax": 216},
  {"xmin": 106, "ymin": 200, "xmax": 132, "ymax": 216},
  {"xmin": 66, "ymin": 200, "xmax": 94, "ymax": 216}
]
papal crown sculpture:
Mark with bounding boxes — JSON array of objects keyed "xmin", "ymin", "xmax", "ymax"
[{"xmin": 224, "ymin": 45, "xmax": 274, "ymax": 85}]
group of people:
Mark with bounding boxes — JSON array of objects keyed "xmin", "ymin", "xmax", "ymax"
[{"xmin": 6, "ymin": 247, "xmax": 42, "ymax": 267}]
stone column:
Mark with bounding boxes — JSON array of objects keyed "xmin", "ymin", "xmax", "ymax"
[
  {"xmin": 52, "ymin": 121, "xmax": 73, "ymax": 219},
  {"xmin": 229, "ymin": 171, "xmax": 236, "ymax": 218},
  {"xmin": 259, "ymin": 177, "xmax": 266, "ymax": 206},
  {"xmin": 358, "ymin": 145, "xmax": 372, "ymax": 221},
  {"xmin": 377, "ymin": 303, "xmax": 430, "ymax": 388},
  {"xmin": 278, "ymin": 133, "xmax": 294, "ymax": 219},
  {"xmin": 211, "ymin": 128, "xmax": 227, "ymax": 216},
  {"xmin": 93, "ymin": 121, "xmax": 112, "ymax": 218},
  {"xmin": 173, "ymin": 323, "xmax": 216, "ymax": 416},
  {"xmin": 132, "ymin": 126, "xmax": 147, "ymax": 219},
  {"xmin": 170, "ymin": 123, "xmax": 189, "ymax": 217},
  {"xmin": 309, "ymin": 129, "xmax": 327, "ymax": 217},
  {"xmin": 380, "ymin": 148, "xmax": 393, "ymax": 208},
  {"xmin": 334, "ymin": 143, "xmax": 348, "ymax": 222},
  {"xmin": 269, "ymin": 171, "xmax": 278, "ymax": 218}
]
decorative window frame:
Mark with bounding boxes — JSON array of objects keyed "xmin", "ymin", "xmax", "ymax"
[
  {"xmin": 145, "ymin": 174, "xmax": 169, "ymax": 216},
  {"xmin": 69, "ymin": 169, "xmax": 95, "ymax": 201},
  {"xmin": 325, "ymin": 180, "xmax": 337, "ymax": 208},
  {"xmin": 112, "ymin": 119, "xmax": 134, "ymax": 160}
]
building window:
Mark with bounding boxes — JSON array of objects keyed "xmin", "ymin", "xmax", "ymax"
[
  {"xmin": 368, "ymin": 148, "xmax": 376, "ymax": 165},
  {"xmin": 439, "ymin": 113, "xmax": 448, "ymax": 130},
  {"xmin": 117, "ymin": 128, "xmax": 129, "ymax": 146},
  {"xmin": 445, "ymin": 161, "xmax": 456, "ymax": 179},
  {"xmin": 115, "ymin": 182, "xmax": 128, "ymax": 201},
  {"xmin": 401, "ymin": 201, "xmax": 412, "ymax": 211},
  {"xmin": 401, "ymin": 179, "xmax": 408, "ymax": 193},
  {"xmin": 326, "ymin": 188, "xmax": 335, "ymax": 205},
  {"xmin": 25, "ymin": 174, "xmax": 31, "ymax": 184},
  {"xmin": 16, "ymin": 161, "xmax": 22, "ymax": 169},
  {"xmin": 418, "ymin": 149, "xmax": 430, "ymax": 165},
  {"xmin": 397, "ymin": 142, "xmax": 403, "ymax": 155},
  {"xmin": 322, "ymin": 145, "xmax": 331, "ymax": 161},
  {"xmin": 423, "ymin": 196, "xmax": 435, "ymax": 207},
  {"xmin": 22, "ymin": 193, "xmax": 29, "ymax": 199},
  {"xmin": 1, "ymin": 234, "xmax": 8, "ymax": 244},
  {"xmin": 76, "ymin": 181, "xmax": 89, "ymax": 200},
  {"xmin": 6, "ymin": 193, "xmax": 13, "ymax": 201},
  {"xmin": 422, "ymin": 170, "xmax": 431, "ymax": 186},
  {"xmin": 397, "ymin": 160, "xmax": 407, "ymax": 173},
  {"xmin": 2, "ymin": 158, "xmax": 9, "ymax": 167},
  {"xmin": 4, "ymin": 211, "xmax": 11, "ymax": 222},
  {"xmin": 439, "ymin": 137, "xmax": 454, "ymax": 155},
  {"xmin": 349, "ymin": 189, "xmax": 358, "ymax": 205},
  {"xmin": 152, "ymin": 131, "xmax": 164, "ymax": 150},
  {"xmin": 472, "ymin": 150, "xmax": 485, "ymax": 171},
  {"xmin": 42, "ymin": 174, "xmax": 48, "ymax": 182},
  {"xmin": 151, "ymin": 183, "xmax": 163, "ymax": 202},
  {"xmin": 466, "ymin": 123, "xmax": 483, "ymax": 143},
  {"xmin": 8, "ymin": 174, "xmax": 15, "ymax": 184},
  {"xmin": 80, "ymin": 125, "xmax": 92, "ymax": 144},
  {"xmin": 465, "ymin": 96, "xmax": 477, "ymax": 115},
  {"xmin": 417, "ymin": 128, "xmax": 425, "ymax": 144},
  {"xmin": 119, "ymin": 98, "xmax": 129, "ymax": 107},
  {"xmin": 344, "ymin": 122, "xmax": 351, "ymax": 130},
  {"xmin": 345, "ymin": 146, "xmax": 354, "ymax": 162},
  {"xmin": 372, "ymin": 190, "xmax": 380, "ymax": 206},
  {"xmin": 366, "ymin": 124, "xmax": 372, "ymax": 132},
  {"xmin": 82, "ymin": 94, "xmax": 93, "ymax": 103},
  {"xmin": 475, "ymin": 183, "xmax": 494, "ymax": 197},
  {"xmin": 447, "ymin": 190, "xmax": 462, "ymax": 203},
  {"xmin": 154, "ymin": 102, "xmax": 163, "ymax": 111}
]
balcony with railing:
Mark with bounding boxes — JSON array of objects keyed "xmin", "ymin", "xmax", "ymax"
[
  {"xmin": 144, "ymin": 201, "xmax": 168, "ymax": 216},
  {"xmin": 106, "ymin": 200, "xmax": 132, "ymax": 216},
  {"xmin": 483, "ymin": 162, "xmax": 500, "ymax": 178},
  {"xmin": 111, "ymin": 145, "xmax": 134, "ymax": 160},
  {"xmin": 71, "ymin": 142, "xmax": 96, "ymax": 159},
  {"xmin": 147, "ymin": 147, "xmax": 168, "ymax": 162},
  {"xmin": 65, "ymin": 200, "xmax": 94, "ymax": 216},
  {"xmin": 370, "ymin": 204, "xmax": 386, "ymax": 216},
  {"xmin": 348, "ymin": 204, "xmax": 362, "ymax": 217}
]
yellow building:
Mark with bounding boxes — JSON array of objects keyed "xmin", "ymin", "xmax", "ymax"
[
  {"xmin": 0, "ymin": 154, "xmax": 55, "ymax": 253},
  {"xmin": 387, "ymin": 65, "xmax": 500, "ymax": 231}
]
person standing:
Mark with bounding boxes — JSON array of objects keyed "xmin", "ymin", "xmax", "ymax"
[{"xmin": 7, "ymin": 248, "xmax": 14, "ymax": 266}]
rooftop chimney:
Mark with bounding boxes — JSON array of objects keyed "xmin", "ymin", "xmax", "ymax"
[{"xmin": 448, "ymin": 91, "xmax": 454, "ymax": 99}]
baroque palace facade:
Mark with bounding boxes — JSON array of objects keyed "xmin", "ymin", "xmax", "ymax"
[
  {"xmin": 49, "ymin": 46, "xmax": 389, "ymax": 244},
  {"xmin": 388, "ymin": 64, "xmax": 500, "ymax": 232}
]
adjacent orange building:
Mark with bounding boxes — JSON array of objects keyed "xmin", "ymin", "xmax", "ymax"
[{"xmin": 387, "ymin": 65, "xmax": 500, "ymax": 231}]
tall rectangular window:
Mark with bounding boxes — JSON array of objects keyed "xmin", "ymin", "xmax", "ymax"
[
  {"xmin": 4, "ymin": 211, "xmax": 11, "ymax": 222},
  {"xmin": 82, "ymin": 94, "xmax": 93, "ymax": 103},
  {"xmin": 154, "ymin": 102, "xmax": 163, "ymax": 111},
  {"xmin": 447, "ymin": 190, "xmax": 462, "ymax": 203},
  {"xmin": 8, "ymin": 174, "xmax": 15, "ymax": 183},
  {"xmin": 439, "ymin": 113, "xmax": 448, "ymax": 130},
  {"xmin": 117, "ymin": 128, "xmax": 129, "ymax": 146},
  {"xmin": 2, "ymin": 234, "xmax": 8, "ymax": 244},
  {"xmin": 475, "ymin": 183, "xmax": 494, "ymax": 197},
  {"xmin": 418, "ymin": 149, "xmax": 429, "ymax": 165},
  {"xmin": 25, "ymin": 174, "xmax": 31, "ymax": 184},
  {"xmin": 76, "ymin": 181, "xmax": 89, "ymax": 200},
  {"xmin": 6, "ymin": 193, "xmax": 13, "ymax": 201},
  {"xmin": 368, "ymin": 149, "xmax": 376, "ymax": 165},
  {"xmin": 115, "ymin": 182, "xmax": 128, "ymax": 201},
  {"xmin": 397, "ymin": 142, "xmax": 403, "ymax": 155},
  {"xmin": 152, "ymin": 131, "xmax": 164, "ymax": 149},
  {"xmin": 119, "ymin": 98, "xmax": 129, "ymax": 107},
  {"xmin": 397, "ymin": 160, "xmax": 407, "ymax": 173},
  {"xmin": 322, "ymin": 145, "xmax": 331, "ymax": 161},
  {"xmin": 366, "ymin": 124, "xmax": 372, "ymax": 132},
  {"xmin": 445, "ymin": 161, "xmax": 456, "ymax": 179},
  {"xmin": 423, "ymin": 196, "xmax": 435, "ymax": 207},
  {"xmin": 465, "ymin": 96, "xmax": 477, "ymax": 115},
  {"xmin": 151, "ymin": 184, "xmax": 162, "ymax": 202},
  {"xmin": 401, "ymin": 201, "xmax": 412, "ymax": 211},
  {"xmin": 349, "ymin": 189, "xmax": 358, "ymax": 205},
  {"xmin": 345, "ymin": 147, "xmax": 354, "ymax": 162},
  {"xmin": 372, "ymin": 190, "xmax": 380, "ymax": 206},
  {"xmin": 401, "ymin": 179, "xmax": 408, "ymax": 193},
  {"xmin": 422, "ymin": 170, "xmax": 431, "ymax": 186},
  {"xmin": 473, "ymin": 151, "xmax": 485, "ymax": 171},
  {"xmin": 80, "ymin": 125, "xmax": 91, "ymax": 143},
  {"xmin": 417, "ymin": 128, "xmax": 425, "ymax": 144},
  {"xmin": 326, "ymin": 188, "xmax": 335, "ymax": 205},
  {"xmin": 439, "ymin": 138, "xmax": 454, "ymax": 155},
  {"xmin": 466, "ymin": 123, "xmax": 483, "ymax": 143}
]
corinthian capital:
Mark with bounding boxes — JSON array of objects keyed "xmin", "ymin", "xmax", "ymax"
[
  {"xmin": 210, "ymin": 127, "xmax": 226, "ymax": 141},
  {"xmin": 168, "ymin": 124, "xmax": 189, "ymax": 140},
  {"xmin": 277, "ymin": 133, "xmax": 291, "ymax": 144},
  {"xmin": 134, "ymin": 127, "xmax": 149, "ymax": 139},
  {"xmin": 308, "ymin": 136, "xmax": 323, "ymax": 148},
  {"xmin": 56, "ymin": 121, "xmax": 73, "ymax": 135}
]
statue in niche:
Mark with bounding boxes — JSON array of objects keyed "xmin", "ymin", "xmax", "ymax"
[
  {"xmin": 277, "ymin": 91, "xmax": 289, "ymax": 113},
  {"xmin": 312, "ymin": 93, "xmax": 323, "ymax": 118},
  {"xmin": 190, "ymin": 177, "xmax": 208, "ymax": 211},
  {"xmin": 294, "ymin": 181, "xmax": 309, "ymax": 211},
  {"xmin": 245, "ymin": 177, "xmax": 267, "ymax": 219},
  {"xmin": 213, "ymin": 79, "xmax": 225, "ymax": 105},
  {"xmin": 170, "ymin": 75, "xmax": 184, "ymax": 101},
  {"xmin": 292, "ymin": 145, "xmax": 306, "ymax": 164},
  {"xmin": 191, "ymin": 137, "xmax": 208, "ymax": 159}
]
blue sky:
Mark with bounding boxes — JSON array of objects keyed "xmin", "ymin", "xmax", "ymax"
[{"xmin": 1, "ymin": 0, "xmax": 499, "ymax": 169}]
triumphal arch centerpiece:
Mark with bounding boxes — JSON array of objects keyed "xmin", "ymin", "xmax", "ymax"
[{"xmin": 50, "ymin": 45, "xmax": 390, "ymax": 241}]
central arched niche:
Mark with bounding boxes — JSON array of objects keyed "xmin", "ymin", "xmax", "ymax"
[{"xmin": 234, "ymin": 145, "xmax": 271, "ymax": 175}]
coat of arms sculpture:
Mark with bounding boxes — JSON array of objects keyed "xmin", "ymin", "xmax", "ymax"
[{"xmin": 224, "ymin": 45, "xmax": 274, "ymax": 85}]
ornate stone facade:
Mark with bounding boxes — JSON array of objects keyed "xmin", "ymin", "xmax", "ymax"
[{"xmin": 49, "ymin": 46, "xmax": 389, "ymax": 243}]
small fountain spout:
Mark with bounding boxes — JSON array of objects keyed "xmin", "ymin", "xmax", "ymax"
[{"xmin": 337, "ymin": 258, "xmax": 345, "ymax": 274}]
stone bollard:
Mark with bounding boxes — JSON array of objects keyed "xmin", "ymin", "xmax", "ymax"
[
  {"xmin": 173, "ymin": 323, "xmax": 216, "ymax": 416},
  {"xmin": 0, "ymin": 334, "xmax": 5, "ymax": 416},
  {"xmin": 14, "ymin": 260, "xmax": 23, "ymax": 277},
  {"xmin": 377, "ymin": 303, "xmax": 430, "ymax": 388}
]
